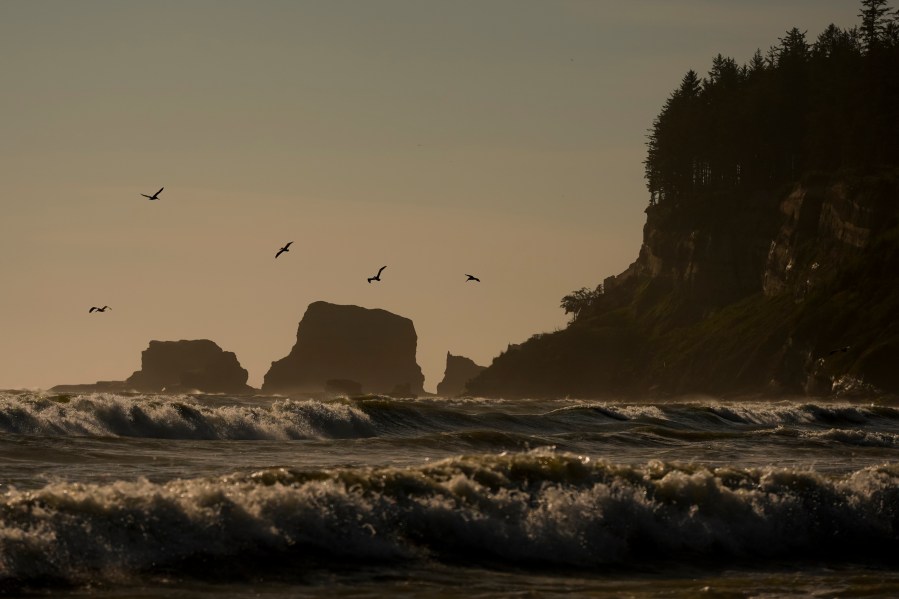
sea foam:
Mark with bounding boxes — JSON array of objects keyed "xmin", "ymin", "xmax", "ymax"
[{"xmin": 1, "ymin": 452, "xmax": 897, "ymax": 590}]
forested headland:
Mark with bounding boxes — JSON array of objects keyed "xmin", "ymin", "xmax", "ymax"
[{"xmin": 468, "ymin": 1, "xmax": 899, "ymax": 399}]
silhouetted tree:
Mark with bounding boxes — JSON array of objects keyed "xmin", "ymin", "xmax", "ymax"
[
  {"xmin": 859, "ymin": 0, "xmax": 893, "ymax": 50},
  {"xmin": 643, "ymin": 1, "xmax": 898, "ymax": 206},
  {"xmin": 561, "ymin": 286, "xmax": 602, "ymax": 322}
]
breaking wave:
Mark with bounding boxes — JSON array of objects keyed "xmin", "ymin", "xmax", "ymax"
[
  {"xmin": 1, "ymin": 393, "xmax": 898, "ymax": 442},
  {"xmin": 1, "ymin": 452, "xmax": 897, "ymax": 591}
]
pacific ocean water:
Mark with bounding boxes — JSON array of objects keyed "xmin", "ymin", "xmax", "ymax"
[{"xmin": 0, "ymin": 390, "xmax": 898, "ymax": 597}]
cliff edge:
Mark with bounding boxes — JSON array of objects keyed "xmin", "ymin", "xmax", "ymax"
[{"xmin": 468, "ymin": 172, "xmax": 899, "ymax": 398}]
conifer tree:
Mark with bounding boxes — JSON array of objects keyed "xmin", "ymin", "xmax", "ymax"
[{"xmin": 859, "ymin": 0, "xmax": 892, "ymax": 50}]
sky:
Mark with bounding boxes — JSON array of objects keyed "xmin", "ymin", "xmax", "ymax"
[{"xmin": 0, "ymin": 0, "xmax": 860, "ymax": 392}]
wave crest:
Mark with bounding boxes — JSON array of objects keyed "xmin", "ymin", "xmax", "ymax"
[{"xmin": 1, "ymin": 453, "xmax": 898, "ymax": 589}]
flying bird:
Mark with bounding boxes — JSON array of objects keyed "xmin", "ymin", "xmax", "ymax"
[
  {"xmin": 828, "ymin": 345, "xmax": 850, "ymax": 355},
  {"xmin": 367, "ymin": 265, "xmax": 386, "ymax": 283},
  {"xmin": 89, "ymin": 306, "xmax": 111, "ymax": 313},
  {"xmin": 465, "ymin": 274, "xmax": 480, "ymax": 282},
  {"xmin": 275, "ymin": 241, "xmax": 293, "ymax": 258},
  {"xmin": 140, "ymin": 187, "xmax": 164, "ymax": 200}
]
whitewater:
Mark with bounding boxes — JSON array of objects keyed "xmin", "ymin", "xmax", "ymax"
[{"xmin": 1, "ymin": 391, "xmax": 898, "ymax": 597}]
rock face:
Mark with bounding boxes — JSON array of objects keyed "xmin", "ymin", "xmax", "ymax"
[
  {"xmin": 436, "ymin": 352, "xmax": 486, "ymax": 397},
  {"xmin": 126, "ymin": 340, "xmax": 254, "ymax": 394},
  {"xmin": 262, "ymin": 301, "xmax": 426, "ymax": 395},
  {"xmin": 468, "ymin": 171, "xmax": 899, "ymax": 398}
]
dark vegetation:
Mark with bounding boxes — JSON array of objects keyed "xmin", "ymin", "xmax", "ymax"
[
  {"xmin": 644, "ymin": 0, "xmax": 899, "ymax": 206},
  {"xmin": 468, "ymin": 2, "xmax": 899, "ymax": 398}
]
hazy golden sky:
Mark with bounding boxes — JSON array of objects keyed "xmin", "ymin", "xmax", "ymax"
[{"xmin": 0, "ymin": 1, "xmax": 858, "ymax": 391}]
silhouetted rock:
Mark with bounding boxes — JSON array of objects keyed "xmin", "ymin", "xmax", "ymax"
[
  {"xmin": 126, "ymin": 340, "xmax": 254, "ymax": 394},
  {"xmin": 262, "ymin": 301, "xmax": 426, "ymax": 395},
  {"xmin": 436, "ymin": 352, "xmax": 486, "ymax": 397},
  {"xmin": 50, "ymin": 381, "xmax": 128, "ymax": 394}
]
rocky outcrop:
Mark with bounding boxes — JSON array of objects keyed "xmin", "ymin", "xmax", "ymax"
[
  {"xmin": 262, "ymin": 301, "xmax": 426, "ymax": 395},
  {"xmin": 50, "ymin": 381, "xmax": 128, "ymax": 394},
  {"xmin": 125, "ymin": 340, "xmax": 254, "ymax": 394},
  {"xmin": 52, "ymin": 339, "xmax": 255, "ymax": 394},
  {"xmin": 468, "ymin": 170, "xmax": 899, "ymax": 398},
  {"xmin": 436, "ymin": 352, "xmax": 486, "ymax": 397}
]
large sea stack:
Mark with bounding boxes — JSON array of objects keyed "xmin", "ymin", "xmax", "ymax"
[
  {"xmin": 126, "ymin": 340, "xmax": 254, "ymax": 394},
  {"xmin": 262, "ymin": 301, "xmax": 426, "ymax": 395}
]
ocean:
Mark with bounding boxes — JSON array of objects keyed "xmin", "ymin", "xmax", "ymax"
[{"xmin": 0, "ymin": 391, "xmax": 898, "ymax": 597}]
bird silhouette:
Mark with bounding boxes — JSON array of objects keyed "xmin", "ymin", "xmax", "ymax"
[
  {"xmin": 89, "ymin": 306, "xmax": 110, "ymax": 313},
  {"xmin": 465, "ymin": 274, "xmax": 480, "ymax": 282},
  {"xmin": 275, "ymin": 241, "xmax": 293, "ymax": 258},
  {"xmin": 367, "ymin": 265, "xmax": 386, "ymax": 283},
  {"xmin": 828, "ymin": 345, "xmax": 850, "ymax": 355},
  {"xmin": 140, "ymin": 187, "xmax": 164, "ymax": 200}
]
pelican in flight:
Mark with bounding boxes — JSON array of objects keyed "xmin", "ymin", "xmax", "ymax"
[
  {"xmin": 275, "ymin": 241, "xmax": 293, "ymax": 258},
  {"xmin": 140, "ymin": 187, "xmax": 164, "ymax": 200},
  {"xmin": 465, "ymin": 274, "xmax": 480, "ymax": 282},
  {"xmin": 89, "ymin": 306, "xmax": 111, "ymax": 313},
  {"xmin": 368, "ymin": 265, "xmax": 386, "ymax": 283}
]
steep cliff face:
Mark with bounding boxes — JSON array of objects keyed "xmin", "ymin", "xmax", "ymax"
[
  {"xmin": 262, "ymin": 301, "xmax": 425, "ymax": 395},
  {"xmin": 436, "ymin": 353, "xmax": 486, "ymax": 397},
  {"xmin": 469, "ymin": 171, "xmax": 899, "ymax": 398},
  {"xmin": 126, "ymin": 340, "xmax": 254, "ymax": 394}
]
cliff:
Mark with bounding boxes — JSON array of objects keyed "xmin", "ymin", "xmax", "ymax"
[
  {"xmin": 126, "ymin": 340, "xmax": 255, "ymax": 394},
  {"xmin": 468, "ymin": 170, "xmax": 899, "ymax": 398},
  {"xmin": 436, "ymin": 352, "xmax": 486, "ymax": 397},
  {"xmin": 262, "ymin": 301, "xmax": 426, "ymax": 395},
  {"xmin": 52, "ymin": 339, "xmax": 255, "ymax": 394}
]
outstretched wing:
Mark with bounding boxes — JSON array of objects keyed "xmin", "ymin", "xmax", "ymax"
[
  {"xmin": 275, "ymin": 249, "xmax": 285, "ymax": 258},
  {"xmin": 89, "ymin": 307, "xmax": 97, "ymax": 312},
  {"xmin": 285, "ymin": 241, "xmax": 293, "ymax": 249},
  {"xmin": 377, "ymin": 265, "xmax": 387, "ymax": 276},
  {"xmin": 155, "ymin": 187, "xmax": 164, "ymax": 196},
  {"xmin": 140, "ymin": 194, "xmax": 151, "ymax": 198}
]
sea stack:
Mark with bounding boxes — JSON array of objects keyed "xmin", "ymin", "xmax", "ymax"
[
  {"xmin": 436, "ymin": 352, "xmax": 486, "ymax": 397},
  {"xmin": 262, "ymin": 301, "xmax": 426, "ymax": 395},
  {"xmin": 125, "ymin": 340, "xmax": 254, "ymax": 394}
]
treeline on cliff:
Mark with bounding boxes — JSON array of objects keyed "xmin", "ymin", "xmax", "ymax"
[
  {"xmin": 466, "ymin": 1, "xmax": 899, "ymax": 399},
  {"xmin": 644, "ymin": 1, "xmax": 899, "ymax": 206}
]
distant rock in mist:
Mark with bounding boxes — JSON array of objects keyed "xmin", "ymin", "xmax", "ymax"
[
  {"xmin": 436, "ymin": 352, "xmax": 486, "ymax": 397},
  {"xmin": 262, "ymin": 301, "xmax": 426, "ymax": 396},
  {"xmin": 50, "ymin": 380, "xmax": 129, "ymax": 394},
  {"xmin": 52, "ymin": 339, "xmax": 255, "ymax": 395}
]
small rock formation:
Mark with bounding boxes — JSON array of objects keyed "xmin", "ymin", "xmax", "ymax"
[
  {"xmin": 126, "ymin": 340, "xmax": 254, "ymax": 394},
  {"xmin": 262, "ymin": 301, "xmax": 426, "ymax": 395},
  {"xmin": 50, "ymin": 381, "xmax": 128, "ymax": 394},
  {"xmin": 436, "ymin": 352, "xmax": 486, "ymax": 397},
  {"xmin": 51, "ymin": 339, "xmax": 255, "ymax": 394}
]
